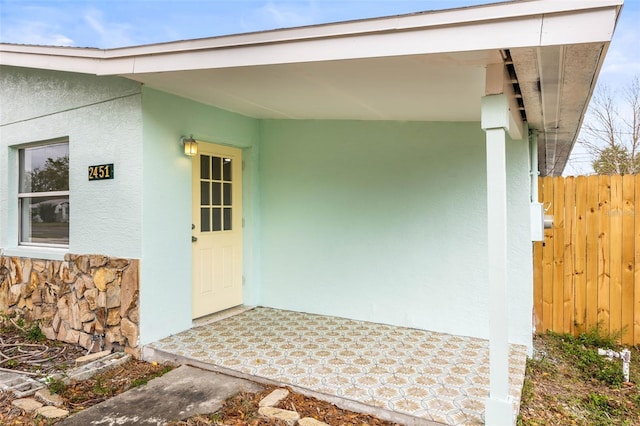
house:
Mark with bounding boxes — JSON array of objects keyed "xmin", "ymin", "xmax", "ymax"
[{"xmin": 0, "ymin": 0, "xmax": 622, "ymax": 423}]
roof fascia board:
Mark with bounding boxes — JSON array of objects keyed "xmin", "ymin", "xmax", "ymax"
[
  {"xmin": 124, "ymin": 18, "xmax": 544, "ymax": 74},
  {"xmin": 540, "ymin": 7, "xmax": 619, "ymax": 46},
  {"xmin": 0, "ymin": 44, "xmax": 104, "ymax": 57},
  {"xmin": 121, "ymin": 6, "xmax": 620, "ymax": 75},
  {"xmin": 0, "ymin": 0, "xmax": 622, "ymax": 76},
  {"xmin": 0, "ymin": 51, "xmax": 102, "ymax": 74},
  {"xmin": 89, "ymin": 0, "xmax": 627, "ymax": 58}
]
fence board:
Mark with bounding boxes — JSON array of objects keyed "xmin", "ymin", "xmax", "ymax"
[
  {"xmin": 542, "ymin": 176, "xmax": 555, "ymax": 332},
  {"xmin": 574, "ymin": 176, "xmax": 587, "ymax": 331},
  {"xmin": 534, "ymin": 175, "xmax": 640, "ymax": 345},
  {"xmin": 597, "ymin": 176, "xmax": 611, "ymax": 330},
  {"xmin": 609, "ymin": 175, "xmax": 622, "ymax": 336},
  {"xmin": 553, "ymin": 177, "xmax": 566, "ymax": 332},
  {"xmin": 635, "ymin": 175, "xmax": 640, "ymax": 345},
  {"xmin": 563, "ymin": 177, "xmax": 575, "ymax": 334},
  {"xmin": 533, "ymin": 177, "xmax": 545, "ymax": 332},
  {"xmin": 621, "ymin": 175, "xmax": 634, "ymax": 345},
  {"xmin": 586, "ymin": 176, "xmax": 600, "ymax": 331},
  {"xmin": 533, "ymin": 239, "xmax": 544, "ymax": 332}
]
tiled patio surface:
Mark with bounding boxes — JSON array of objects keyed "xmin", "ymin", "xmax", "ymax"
[{"xmin": 147, "ymin": 307, "xmax": 527, "ymax": 425}]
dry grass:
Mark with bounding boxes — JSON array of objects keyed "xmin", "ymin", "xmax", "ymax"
[{"xmin": 518, "ymin": 332, "xmax": 640, "ymax": 425}]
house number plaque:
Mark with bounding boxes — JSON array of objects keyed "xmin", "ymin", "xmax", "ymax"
[{"xmin": 88, "ymin": 164, "xmax": 114, "ymax": 181}]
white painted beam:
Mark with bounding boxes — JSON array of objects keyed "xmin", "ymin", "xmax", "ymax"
[
  {"xmin": 482, "ymin": 94, "xmax": 513, "ymax": 425},
  {"xmin": 485, "ymin": 63, "xmax": 523, "ymax": 140}
]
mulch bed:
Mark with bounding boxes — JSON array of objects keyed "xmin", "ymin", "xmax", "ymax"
[
  {"xmin": 168, "ymin": 385, "xmax": 401, "ymax": 425},
  {"xmin": 0, "ymin": 317, "xmax": 86, "ymax": 376}
]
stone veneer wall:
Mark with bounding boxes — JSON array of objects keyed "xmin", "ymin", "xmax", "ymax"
[{"xmin": 0, "ymin": 253, "xmax": 140, "ymax": 357}]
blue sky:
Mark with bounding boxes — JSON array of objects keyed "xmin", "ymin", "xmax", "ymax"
[
  {"xmin": 1, "ymin": 0, "xmax": 639, "ymax": 174},
  {"xmin": 0, "ymin": 0, "xmax": 485, "ymax": 48}
]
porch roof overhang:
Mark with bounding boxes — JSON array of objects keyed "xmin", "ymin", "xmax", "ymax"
[{"xmin": 0, "ymin": 0, "xmax": 622, "ymax": 176}]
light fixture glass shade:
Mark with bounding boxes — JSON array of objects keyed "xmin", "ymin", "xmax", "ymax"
[{"xmin": 183, "ymin": 138, "xmax": 198, "ymax": 156}]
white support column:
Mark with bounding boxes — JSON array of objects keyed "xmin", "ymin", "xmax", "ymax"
[{"xmin": 482, "ymin": 93, "xmax": 514, "ymax": 425}]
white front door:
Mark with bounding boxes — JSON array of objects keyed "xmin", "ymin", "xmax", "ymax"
[{"xmin": 191, "ymin": 142, "xmax": 243, "ymax": 319}]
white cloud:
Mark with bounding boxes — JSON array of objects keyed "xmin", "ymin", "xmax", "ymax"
[
  {"xmin": 0, "ymin": 18, "xmax": 74, "ymax": 46},
  {"xmin": 261, "ymin": 1, "xmax": 316, "ymax": 27},
  {"xmin": 83, "ymin": 8, "xmax": 135, "ymax": 48},
  {"xmin": 240, "ymin": 1, "xmax": 320, "ymax": 32}
]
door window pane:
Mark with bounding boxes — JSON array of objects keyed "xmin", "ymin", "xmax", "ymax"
[
  {"xmin": 198, "ymin": 152, "xmax": 235, "ymax": 233},
  {"xmin": 200, "ymin": 155, "xmax": 210, "ymax": 180},
  {"xmin": 223, "ymin": 183, "xmax": 232, "ymax": 206},
  {"xmin": 223, "ymin": 208, "xmax": 232, "ymax": 230},
  {"xmin": 201, "ymin": 208, "xmax": 210, "ymax": 232},
  {"xmin": 200, "ymin": 182, "xmax": 210, "ymax": 205},
  {"xmin": 213, "ymin": 208, "xmax": 222, "ymax": 231},
  {"xmin": 212, "ymin": 182, "xmax": 221, "ymax": 205},
  {"xmin": 212, "ymin": 156, "xmax": 221, "ymax": 180},
  {"xmin": 223, "ymin": 158, "xmax": 232, "ymax": 181}
]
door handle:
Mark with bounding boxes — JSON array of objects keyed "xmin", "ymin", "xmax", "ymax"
[{"xmin": 192, "ymin": 236, "xmax": 198, "ymax": 242}]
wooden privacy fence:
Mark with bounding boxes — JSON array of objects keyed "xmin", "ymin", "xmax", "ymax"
[{"xmin": 533, "ymin": 175, "xmax": 640, "ymax": 346}]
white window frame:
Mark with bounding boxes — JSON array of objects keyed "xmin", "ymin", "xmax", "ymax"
[{"xmin": 17, "ymin": 140, "xmax": 70, "ymax": 248}]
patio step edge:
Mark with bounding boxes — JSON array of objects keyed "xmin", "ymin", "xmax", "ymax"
[{"xmin": 141, "ymin": 345, "xmax": 446, "ymax": 426}]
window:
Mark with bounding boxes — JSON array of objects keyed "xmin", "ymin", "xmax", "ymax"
[
  {"xmin": 18, "ymin": 141, "xmax": 69, "ymax": 247},
  {"xmin": 200, "ymin": 155, "xmax": 233, "ymax": 232}
]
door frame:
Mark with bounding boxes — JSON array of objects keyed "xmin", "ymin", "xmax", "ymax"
[{"xmin": 191, "ymin": 141, "xmax": 244, "ymax": 319}]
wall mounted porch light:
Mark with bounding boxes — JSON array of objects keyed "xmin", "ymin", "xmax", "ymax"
[{"xmin": 181, "ymin": 136, "xmax": 198, "ymax": 156}]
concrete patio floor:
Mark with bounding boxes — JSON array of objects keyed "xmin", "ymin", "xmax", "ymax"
[{"xmin": 143, "ymin": 307, "xmax": 527, "ymax": 425}]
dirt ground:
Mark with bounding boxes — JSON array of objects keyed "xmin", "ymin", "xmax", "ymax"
[{"xmin": 517, "ymin": 334, "xmax": 640, "ymax": 425}]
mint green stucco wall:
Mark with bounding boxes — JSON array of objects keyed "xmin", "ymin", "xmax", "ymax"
[
  {"xmin": 258, "ymin": 120, "xmax": 532, "ymax": 347},
  {"xmin": 1, "ymin": 66, "xmax": 533, "ymax": 348},
  {"xmin": 0, "ymin": 66, "xmax": 143, "ymax": 260},
  {"xmin": 140, "ymin": 88, "xmax": 260, "ymax": 344}
]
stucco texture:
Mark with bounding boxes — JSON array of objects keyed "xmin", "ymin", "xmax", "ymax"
[
  {"xmin": 0, "ymin": 66, "xmax": 143, "ymax": 259},
  {"xmin": 140, "ymin": 88, "xmax": 259, "ymax": 344},
  {"xmin": 258, "ymin": 120, "xmax": 532, "ymax": 347},
  {"xmin": 1, "ymin": 67, "xmax": 533, "ymax": 349}
]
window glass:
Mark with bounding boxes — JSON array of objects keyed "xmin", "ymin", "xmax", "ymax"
[
  {"xmin": 223, "ymin": 183, "xmax": 232, "ymax": 206},
  {"xmin": 201, "ymin": 208, "xmax": 210, "ymax": 232},
  {"xmin": 212, "ymin": 182, "xmax": 221, "ymax": 205},
  {"xmin": 200, "ymin": 182, "xmax": 210, "ymax": 205},
  {"xmin": 18, "ymin": 142, "xmax": 69, "ymax": 247},
  {"xmin": 200, "ymin": 155, "xmax": 210, "ymax": 180},
  {"xmin": 223, "ymin": 208, "xmax": 232, "ymax": 230},
  {"xmin": 222, "ymin": 158, "xmax": 232, "ymax": 181},
  {"xmin": 20, "ymin": 196, "xmax": 69, "ymax": 245},
  {"xmin": 212, "ymin": 156, "xmax": 221, "ymax": 180},
  {"xmin": 19, "ymin": 143, "xmax": 69, "ymax": 193},
  {"xmin": 212, "ymin": 208, "xmax": 222, "ymax": 231}
]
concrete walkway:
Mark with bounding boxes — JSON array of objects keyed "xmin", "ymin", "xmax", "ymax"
[{"xmin": 58, "ymin": 365, "xmax": 262, "ymax": 426}]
